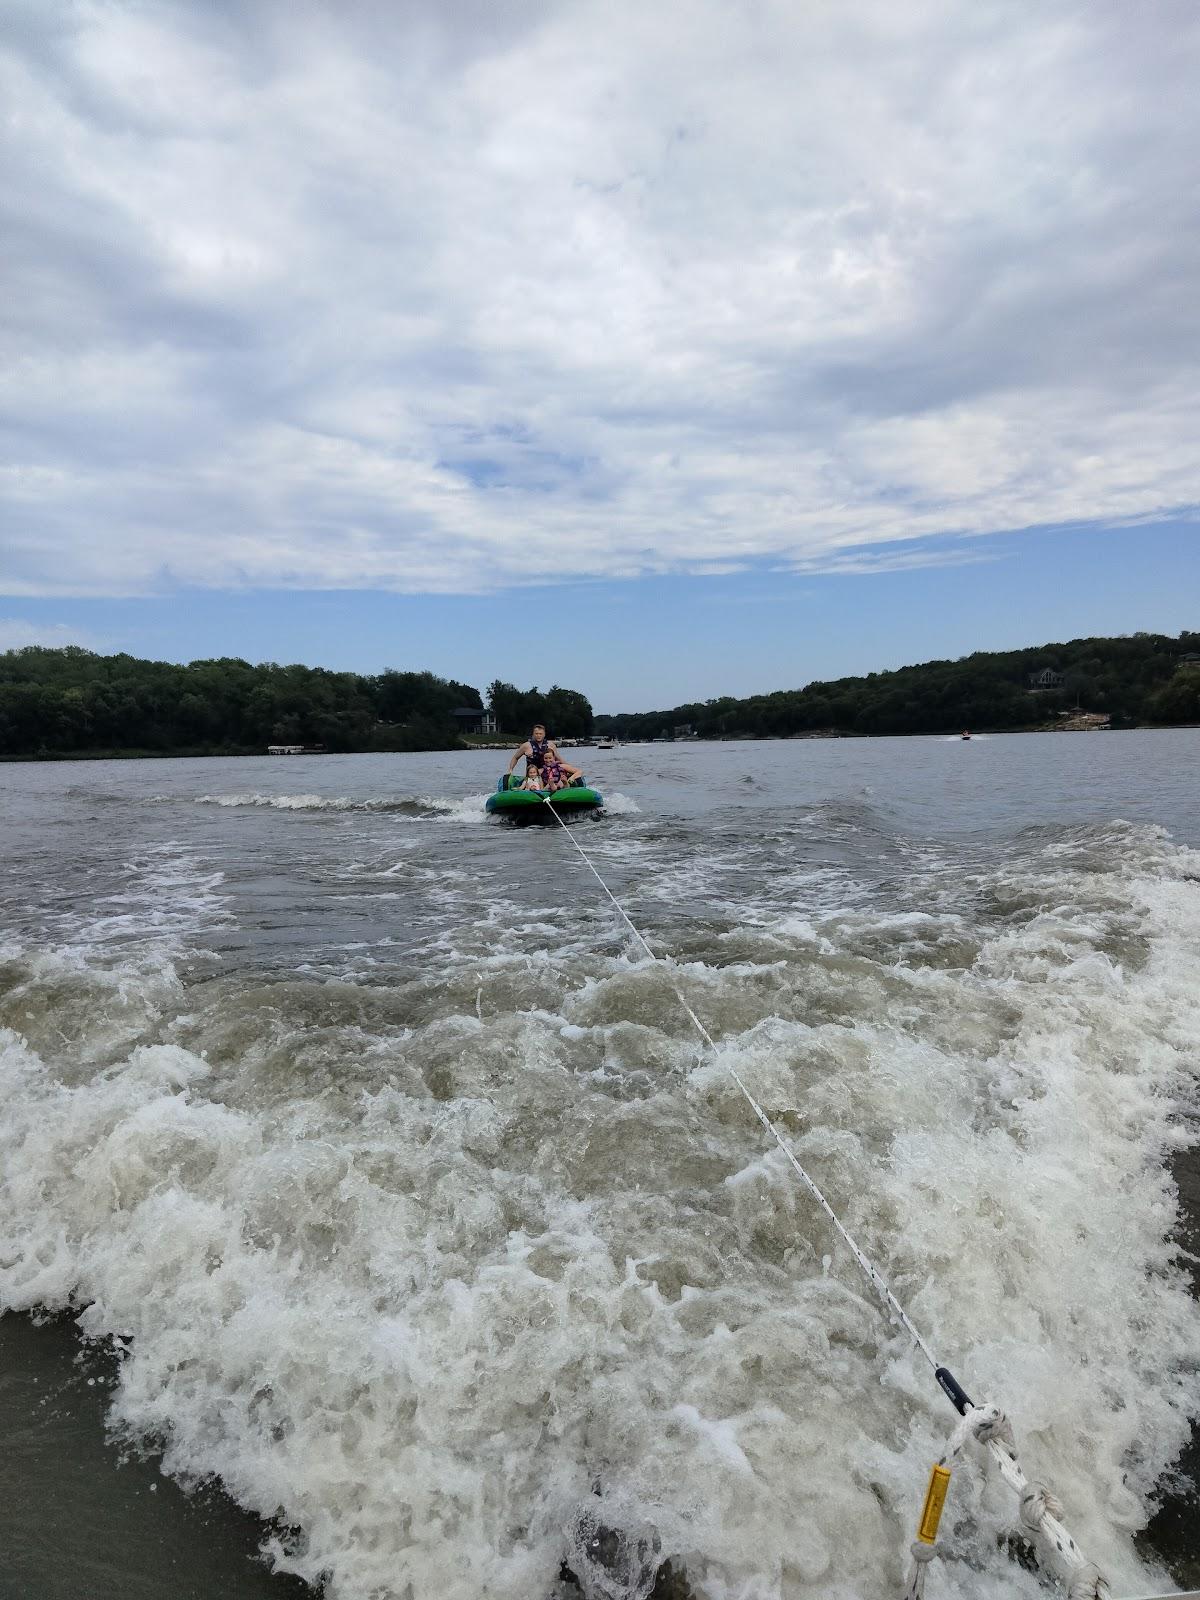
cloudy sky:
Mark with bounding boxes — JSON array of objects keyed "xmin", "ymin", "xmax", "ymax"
[{"xmin": 2, "ymin": 0, "xmax": 1198, "ymax": 707}]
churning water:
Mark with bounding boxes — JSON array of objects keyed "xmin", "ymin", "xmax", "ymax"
[{"xmin": 2, "ymin": 734, "xmax": 1198, "ymax": 1600}]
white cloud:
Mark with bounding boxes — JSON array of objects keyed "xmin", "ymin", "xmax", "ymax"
[
  {"xmin": 0, "ymin": 616, "xmax": 92, "ymax": 651},
  {"xmin": 1, "ymin": 0, "xmax": 1198, "ymax": 596}
]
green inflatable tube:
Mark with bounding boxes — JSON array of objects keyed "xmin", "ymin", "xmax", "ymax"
[{"xmin": 485, "ymin": 772, "xmax": 604, "ymax": 819}]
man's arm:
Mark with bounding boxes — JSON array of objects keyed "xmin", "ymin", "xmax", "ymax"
[{"xmin": 506, "ymin": 741, "xmax": 531, "ymax": 774}]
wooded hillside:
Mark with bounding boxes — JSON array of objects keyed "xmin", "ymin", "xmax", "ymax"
[
  {"xmin": 0, "ymin": 648, "xmax": 593, "ymax": 757},
  {"xmin": 595, "ymin": 631, "xmax": 1200, "ymax": 740}
]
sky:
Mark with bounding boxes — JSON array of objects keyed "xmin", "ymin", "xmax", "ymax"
[{"xmin": 2, "ymin": 0, "xmax": 1198, "ymax": 711}]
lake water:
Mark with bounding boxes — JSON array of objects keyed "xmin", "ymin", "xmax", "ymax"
[{"xmin": 2, "ymin": 733, "xmax": 1198, "ymax": 1600}]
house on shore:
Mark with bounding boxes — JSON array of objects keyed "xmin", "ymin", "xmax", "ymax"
[
  {"xmin": 452, "ymin": 707, "xmax": 500, "ymax": 736},
  {"xmin": 1027, "ymin": 667, "xmax": 1065, "ymax": 690}
]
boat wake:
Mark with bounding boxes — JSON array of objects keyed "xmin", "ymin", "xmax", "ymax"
[
  {"xmin": 191, "ymin": 791, "xmax": 492, "ymax": 822},
  {"xmin": 0, "ymin": 817, "xmax": 1197, "ymax": 1599}
]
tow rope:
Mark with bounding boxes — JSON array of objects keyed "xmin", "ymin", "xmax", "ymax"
[{"xmin": 535, "ymin": 793, "xmax": 1198, "ymax": 1600}]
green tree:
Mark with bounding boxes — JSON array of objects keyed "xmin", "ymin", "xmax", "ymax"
[
  {"xmin": 592, "ymin": 630, "xmax": 1199, "ymax": 741},
  {"xmin": 0, "ymin": 647, "xmax": 594, "ymax": 758},
  {"xmin": 1147, "ymin": 667, "xmax": 1200, "ymax": 724}
]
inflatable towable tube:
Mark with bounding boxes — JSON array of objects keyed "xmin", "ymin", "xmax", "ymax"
[{"xmin": 484, "ymin": 772, "xmax": 603, "ymax": 819}]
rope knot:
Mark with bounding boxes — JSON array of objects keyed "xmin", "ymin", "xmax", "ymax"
[
  {"xmin": 968, "ymin": 1402, "xmax": 1012, "ymax": 1449},
  {"xmin": 908, "ymin": 1540, "xmax": 938, "ymax": 1564},
  {"xmin": 1020, "ymin": 1481, "xmax": 1064, "ymax": 1531},
  {"xmin": 1066, "ymin": 1564, "xmax": 1111, "ymax": 1600}
]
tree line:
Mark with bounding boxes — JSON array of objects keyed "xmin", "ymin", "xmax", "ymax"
[
  {"xmin": 0, "ymin": 647, "xmax": 594, "ymax": 758},
  {"xmin": 486, "ymin": 680, "xmax": 593, "ymax": 740},
  {"xmin": 6, "ymin": 631, "xmax": 1196, "ymax": 759},
  {"xmin": 594, "ymin": 631, "xmax": 1200, "ymax": 741}
]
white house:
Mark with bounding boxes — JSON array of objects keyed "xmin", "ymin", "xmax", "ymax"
[{"xmin": 452, "ymin": 707, "xmax": 500, "ymax": 736}]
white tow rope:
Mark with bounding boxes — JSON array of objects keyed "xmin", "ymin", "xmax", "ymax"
[
  {"xmin": 536, "ymin": 794, "xmax": 1195, "ymax": 1600},
  {"xmin": 537, "ymin": 791, "xmax": 937, "ymax": 1366}
]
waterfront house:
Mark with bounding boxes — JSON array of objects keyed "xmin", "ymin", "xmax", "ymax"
[
  {"xmin": 452, "ymin": 707, "xmax": 500, "ymax": 736},
  {"xmin": 1027, "ymin": 667, "xmax": 1065, "ymax": 690}
]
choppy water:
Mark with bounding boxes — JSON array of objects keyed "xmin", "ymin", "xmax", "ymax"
[{"xmin": 2, "ymin": 734, "xmax": 1198, "ymax": 1600}]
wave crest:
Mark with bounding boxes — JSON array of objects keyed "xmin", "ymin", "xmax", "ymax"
[{"xmin": 193, "ymin": 792, "xmax": 490, "ymax": 821}]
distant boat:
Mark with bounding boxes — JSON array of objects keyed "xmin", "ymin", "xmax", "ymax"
[
  {"xmin": 961, "ymin": 731, "xmax": 971, "ymax": 741},
  {"xmin": 596, "ymin": 738, "xmax": 616, "ymax": 750}
]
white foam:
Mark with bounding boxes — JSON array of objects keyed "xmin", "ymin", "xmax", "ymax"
[
  {"xmin": 599, "ymin": 792, "xmax": 642, "ymax": 815},
  {"xmin": 417, "ymin": 793, "xmax": 492, "ymax": 823},
  {"xmin": 196, "ymin": 791, "xmax": 337, "ymax": 809},
  {"xmin": 12, "ymin": 842, "xmax": 230, "ymax": 960},
  {"xmin": 192, "ymin": 792, "xmax": 490, "ymax": 820},
  {"xmin": 0, "ymin": 823, "xmax": 1197, "ymax": 1600}
]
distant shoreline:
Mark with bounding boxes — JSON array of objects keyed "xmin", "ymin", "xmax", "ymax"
[
  {"xmin": 5, "ymin": 632, "xmax": 1197, "ymax": 758},
  {"xmin": 4, "ymin": 724, "xmax": 1200, "ymax": 763}
]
